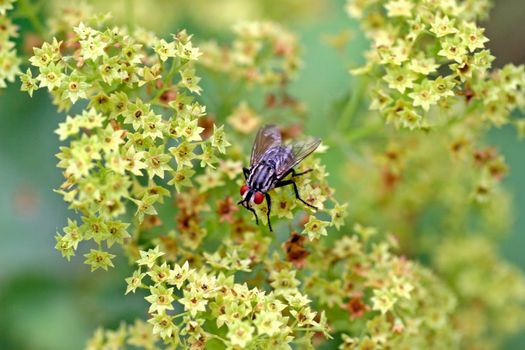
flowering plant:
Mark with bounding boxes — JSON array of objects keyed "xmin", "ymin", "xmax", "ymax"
[{"xmin": 3, "ymin": 0, "xmax": 524, "ymax": 349}]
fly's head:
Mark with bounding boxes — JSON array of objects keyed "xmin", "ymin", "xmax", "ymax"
[{"xmin": 239, "ymin": 184, "xmax": 265, "ymax": 207}]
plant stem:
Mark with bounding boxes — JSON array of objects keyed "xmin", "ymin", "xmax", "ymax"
[
  {"xmin": 151, "ymin": 59, "xmax": 181, "ymax": 104},
  {"xmin": 173, "ymin": 311, "xmax": 190, "ymax": 320},
  {"xmin": 126, "ymin": 0, "xmax": 135, "ymax": 32},
  {"xmin": 206, "ymin": 333, "xmax": 228, "ymax": 344},
  {"xmin": 337, "ymin": 77, "xmax": 367, "ymax": 131},
  {"xmin": 346, "ymin": 122, "xmax": 384, "ymax": 142},
  {"xmin": 17, "ymin": 0, "xmax": 47, "ymax": 37}
]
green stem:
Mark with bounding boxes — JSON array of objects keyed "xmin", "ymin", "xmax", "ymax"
[
  {"xmin": 295, "ymin": 327, "xmax": 321, "ymax": 332},
  {"xmin": 17, "ymin": 0, "xmax": 47, "ymax": 37},
  {"xmin": 445, "ymin": 100, "xmax": 481, "ymax": 127},
  {"xmin": 125, "ymin": 0, "xmax": 135, "ymax": 32},
  {"xmin": 336, "ymin": 77, "xmax": 367, "ymax": 131},
  {"xmin": 151, "ymin": 59, "xmax": 181, "ymax": 104},
  {"xmin": 206, "ymin": 333, "xmax": 228, "ymax": 344},
  {"xmin": 173, "ymin": 311, "xmax": 189, "ymax": 320},
  {"xmin": 346, "ymin": 122, "xmax": 384, "ymax": 142}
]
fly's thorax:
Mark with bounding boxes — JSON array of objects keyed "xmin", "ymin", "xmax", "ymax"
[
  {"xmin": 263, "ymin": 145, "xmax": 294, "ymax": 179},
  {"xmin": 247, "ymin": 162, "xmax": 277, "ymax": 193}
]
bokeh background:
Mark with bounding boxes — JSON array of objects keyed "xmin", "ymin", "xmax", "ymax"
[{"xmin": 0, "ymin": 0, "xmax": 524, "ymax": 349}]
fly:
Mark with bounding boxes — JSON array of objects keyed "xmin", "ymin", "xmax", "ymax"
[{"xmin": 238, "ymin": 124, "xmax": 321, "ymax": 231}]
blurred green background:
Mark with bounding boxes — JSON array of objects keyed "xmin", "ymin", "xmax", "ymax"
[{"xmin": 0, "ymin": 0, "xmax": 524, "ymax": 349}]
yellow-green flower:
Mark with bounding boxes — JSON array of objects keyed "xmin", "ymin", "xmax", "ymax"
[
  {"xmin": 20, "ymin": 69, "xmax": 38, "ymax": 97},
  {"xmin": 80, "ymin": 35, "xmax": 107, "ymax": 61},
  {"xmin": 124, "ymin": 145, "xmax": 148, "ymax": 176},
  {"xmin": 430, "ymin": 15, "xmax": 459, "ymax": 38},
  {"xmin": 302, "ymin": 217, "xmax": 329, "ymax": 240},
  {"xmin": 462, "ymin": 22, "xmax": 489, "ymax": 52},
  {"xmin": 145, "ymin": 285, "xmax": 175, "ymax": 314},
  {"xmin": 176, "ymin": 117, "xmax": 204, "ymax": 142},
  {"xmin": 127, "ymin": 319, "xmax": 156, "ymax": 349},
  {"xmin": 179, "ymin": 287, "xmax": 208, "ymax": 317},
  {"xmin": 0, "ymin": 0, "xmax": 15, "ymax": 15},
  {"xmin": 136, "ymin": 246, "xmax": 165, "ymax": 268},
  {"xmin": 383, "ymin": 65, "xmax": 418, "ymax": 93},
  {"xmin": 154, "ymin": 39, "xmax": 176, "ymax": 62},
  {"xmin": 408, "ymin": 54, "xmax": 439, "ymax": 75},
  {"xmin": 142, "ymin": 112, "xmax": 164, "ymax": 140},
  {"xmin": 227, "ymin": 321, "xmax": 254, "ymax": 348},
  {"xmin": 384, "ymin": 0, "xmax": 414, "ymax": 17},
  {"xmin": 37, "ymin": 62, "xmax": 64, "ymax": 90},
  {"xmin": 84, "ymin": 249, "xmax": 116, "ymax": 272},
  {"xmin": 169, "ymin": 141, "xmax": 197, "ymax": 168},
  {"xmin": 408, "ymin": 79, "xmax": 440, "ymax": 111},
  {"xmin": 210, "ymin": 125, "xmax": 231, "ymax": 154},
  {"xmin": 168, "ymin": 261, "xmax": 192, "ymax": 289},
  {"xmin": 106, "ymin": 220, "xmax": 130, "ymax": 248},
  {"xmin": 148, "ymin": 262, "xmax": 171, "ymax": 285},
  {"xmin": 438, "ymin": 36, "xmax": 467, "ymax": 63},
  {"xmin": 148, "ymin": 311, "xmax": 176, "ymax": 340},
  {"xmin": 371, "ymin": 288, "xmax": 397, "ymax": 314},
  {"xmin": 144, "ymin": 147, "xmax": 172, "ymax": 179},
  {"xmin": 125, "ymin": 269, "xmax": 145, "ymax": 295},
  {"xmin": 329, "ymin": 202, "xmax": 347, "ymax": 229},
  {"xmin": 54, "ymin": 233, "xmax": 75, "ymax": 261},
  {"xmin": 168, "ymin": 166, "xmax": 195, "ymax": 192}
]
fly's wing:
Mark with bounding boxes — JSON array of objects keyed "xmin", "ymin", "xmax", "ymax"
[
  {"xmin": 250, "ymin": 125, "xmax": 282, "ymax": 167},
  {"xmin": 275, "ymin": 136, "xmax": 321, "ymax": 178}
]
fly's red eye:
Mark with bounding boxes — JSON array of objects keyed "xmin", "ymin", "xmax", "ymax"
[
  {"xmin": 240, "ymin": 184, "xmax": 249, "ymax": 196},
  {"xmin": 253, "ymin": 191, "xmax": 265, "ymax": 205}
]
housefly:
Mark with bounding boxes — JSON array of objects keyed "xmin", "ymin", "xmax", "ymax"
[{"xmin": 238, "ymin": 124, "xmax": 321, "ymax": 231}]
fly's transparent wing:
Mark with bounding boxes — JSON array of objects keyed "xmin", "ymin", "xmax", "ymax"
[
  {"xmin": 275, "ymin": 136, "xmax": 321, "ymax": 178},
  {"xmin": 250, "ymin": 124, "xmax": 282, "ymax": 166}
]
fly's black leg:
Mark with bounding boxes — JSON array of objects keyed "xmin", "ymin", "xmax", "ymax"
[
  {"xmin": 239, "ymin": 191, "xmax": 259, "ymax": 225},
  {"xmin": 275, "ymin": 179, "xmax": 318, "ymax": 210},
  {"xmin": 292, "ymin": 169, "xmax": 313, "ymax": 177},
  {"xmin": 265, "ymin": 193, "xmax": 273, "ymax": 232},
  {"xmin": 246, "ymin": 205, "xmax": 259, "ymax": 225},
  {"xmin": 243, "ymin": 167, "xmax": 250, "ymax": 179},
  {"xmin": 279, "ymin": 168, "xmax": 313, "ymax": 181}
]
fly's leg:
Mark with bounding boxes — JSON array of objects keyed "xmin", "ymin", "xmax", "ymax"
[
  {"xmin": 275, "ymin": 179, "xmax": 318, "ymax": 210},
  {"xmin": 243, "ymin": 167, "xmax": 250, "ymax": 180},
  {"xmin": 292, "ymin": 169, "xmax": 313, "ymax": 177},
  {"xmin": 247, "ymin": 205, "xmax": 259, "ymax": 225},
  {"xmin": 265, "ymin": 193, "xmax": 273, "ymax": 232},
  {"xmin": 238, "ymin": 198, "xmax": 259, "ymax": 225},
  {"xmin": 279, "ymin": 168, "xmax": 313, "ymax": 180}
]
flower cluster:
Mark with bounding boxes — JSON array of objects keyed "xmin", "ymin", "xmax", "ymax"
[
  {"xmin": 347, "ymin": 0, "xmax": 525, "ymax": 129},
  {"xmin": 15, "ymin": 2, "xmax": 525, "ymax": 349},
  {"xmin": 434, "ymin": 236, "xmax": 525, "ymax": 350},
  {"xmin": 338, "ymin": 121, "xmax": 525, "ymax": 349},
  {"xmin": 302, "ymin": 225, "xmax": 458, "ymax": 349},
  {"xmin": 120, "ymin": 247, "xmax": 329, "ymax": 349},
  {"xmin": 200, "ymin": 21, "xmax": 301, "ymax": 86},
  {"xmin": 342, "ymin": 127, "xmax": 511, "ymax": 243},
  {"xmin": 22, "ymin": 22, "xmax": 228, "ymax": 271},
  {"xmin": 0, "ymin": 0, "xmax": 20, "ymax": 89},
  {"xmin": 21, "ymin": 14, "xmax": 349, "ymax": 348},
  {"xmin": 85, "ymin": 320, "xmax": 160, "ymax": 350}
]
